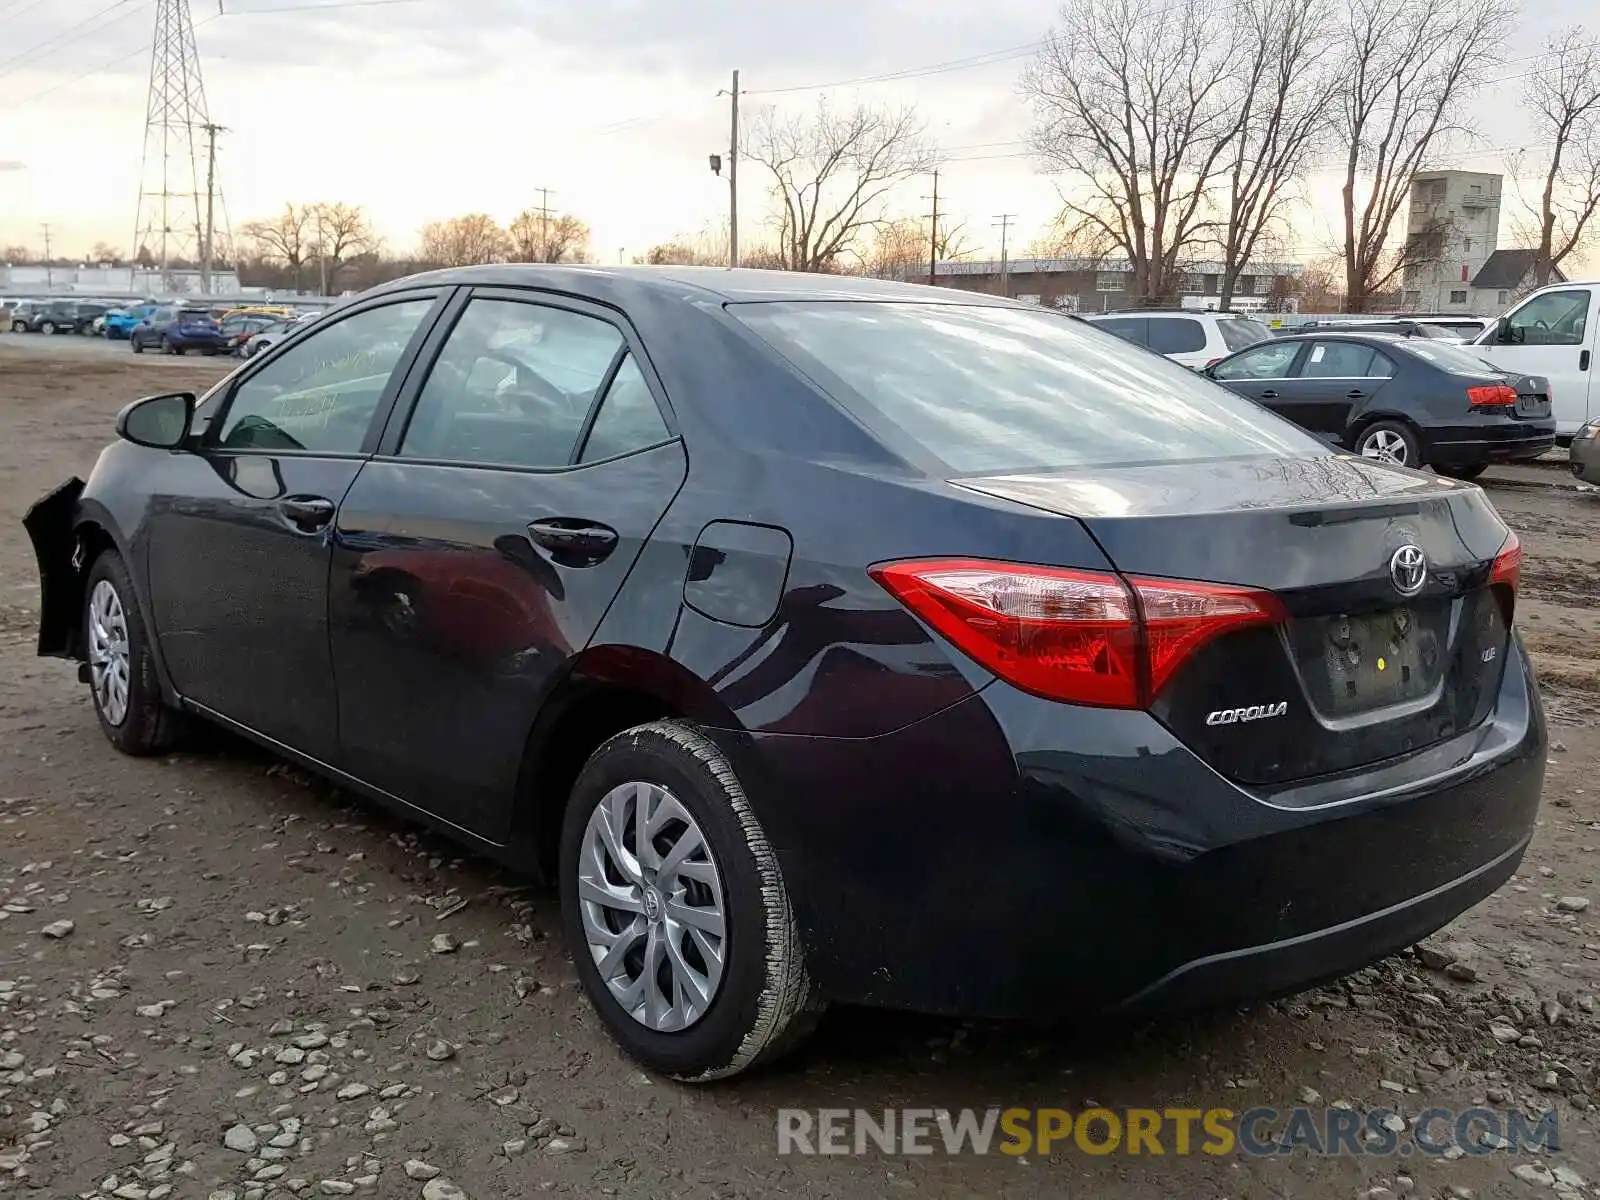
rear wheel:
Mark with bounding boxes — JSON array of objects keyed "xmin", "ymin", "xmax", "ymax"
[
  {"xmin": 83, "ymin": 551, "xmax": 183, "ymax": 756},
  {"xmin": 162, "ymin": 335, "xmax": 181, "ymax": 356},
  {"xmin": 1436, "ymin": 463, "xmax": 1488, "ymax": 481},
  {"xmin": 1355, "ymin": 420, "xmax": 1422, "ymax": 469},
  {"xmin": 8, "ymin": 321, "xmax": 23, "ymax": 333},
  {"xmin": 39, "ymin": 321, "xmax": 56, "ymax": 335},
  {"xmin": 560, "ymin": 721, "xmax": 821, "ymax": 1081},
  {"xmin": 131, "ymin": 335, "xmax": 144, "ymax": 353}
]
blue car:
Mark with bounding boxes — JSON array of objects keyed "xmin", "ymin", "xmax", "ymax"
[
  {"xmin": 131, "ymin": 306, "xmax": 226, "ymax": 355},
  {"xmin": 102, "ymin": 306, "xmax": 153, "ymax": 340}
]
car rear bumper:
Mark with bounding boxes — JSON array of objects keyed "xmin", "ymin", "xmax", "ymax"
[
  {"xmin": 1426, "ymin": 420, "xmax": 1557, "ymax": 466},
  {"xmin": 734, "ymin": 631, "xmax": 1545, "ymax": 1019}
]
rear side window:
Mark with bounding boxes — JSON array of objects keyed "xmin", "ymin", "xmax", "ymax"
[
  {"xmin": 1218, "ymin": 318, "xmax": 1270, "ymax": 351},
  {"xmin": 730, "ymin": 302, "xmax": 1322, "ymax": 474},
  {"xmin": 1146, "ymin": 318, "xmax": 1206, "ymax": 354},
  {"xmin": 1091, "ymin": 316, "xmax": 1147, "ymax": 346},
  {"xmin": 1303, "ymin": 341, "xmax": 1385, "ymax": 378},
  {"xmin": 579, "ymin": 354, "xmax": 671, "ymax": 463},
  {"xmin": 1401, "ymin": 340, "xmax": 1504, "ymax": 378}
]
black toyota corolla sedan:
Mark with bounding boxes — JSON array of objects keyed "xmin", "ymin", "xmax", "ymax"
[
  {"xmin": 24, "ymin": 267, "xmax": 1544, "ymax": 1080},
  {"xmin": 1204, "ymin": 330, "xmax": 1555, "ymax": 479}
]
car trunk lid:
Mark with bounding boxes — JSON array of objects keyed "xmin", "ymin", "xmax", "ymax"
[{"xmin": 958, "ymin": 453, "xmax": 1516, "ymax": 787}]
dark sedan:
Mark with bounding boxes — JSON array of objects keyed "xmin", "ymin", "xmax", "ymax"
[
  {"xmin": 1205, "ymin": 331, "xmax": 1556, "ymax": 479},
  {"xmin": 24, "ymin": 267, "xmax": 1544, "ymax": 1080}
]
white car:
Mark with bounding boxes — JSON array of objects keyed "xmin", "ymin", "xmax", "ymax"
[
  {"xmin": 1082, "ymin": 310, "xmax": 1273, "ymax": 369},
  {"xmin": 1472, "ymin": 282, "xmax": 1599, "ymax": 440}
]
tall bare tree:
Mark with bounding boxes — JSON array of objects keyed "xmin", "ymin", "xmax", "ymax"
[
  {"xmin": 745, "ymin": 100, "xmax": 935, "ymax": 272},
  {"xmin": 1216, "ymin": 0, "xmax": 1337, "ymax": 308},
  {"xmin": 418, "ymin": 215, "xmax": 507, "ymax": 267},
  {"xmin": 506, "ymin": 210, "xmax": 592, "ymax": 263},
  {"xmin": 1334, "ymin": 0, "xmax": 1513, "ymax": 311},
  {"xmin": 312, "ymin": 202, "xmax": 380, "ymax": 267},
  {"xmin": 1521, "ymin": 27, "xmax": 1600, "ymax": 287},
  {"xmin": 241, "ymin": 203, "xmax": 316, "ymax": 285},
  {"xmin": 1024, "ymin": 0, "xmax": 1242, "ymax": 303}
]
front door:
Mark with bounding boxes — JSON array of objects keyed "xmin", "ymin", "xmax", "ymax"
[
  {"xmin": 1210, "ymin": 339, "xmax": 1307, "ymax": 426},
  {"xmin": 144, "ymin": 293, "xmax": 444, "ymax": 761},
  {"xmin": 1476, "ymin": 286, "xmax": 1598, "ymax": 435},
  {"xmin": 330, "ymin": 291, "xmax": 687, "ymax": 840}
]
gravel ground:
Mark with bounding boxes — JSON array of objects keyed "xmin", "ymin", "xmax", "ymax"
[{"xmin": 4, "ymin": 336, "xmax": 1600, "ymax": 1199}]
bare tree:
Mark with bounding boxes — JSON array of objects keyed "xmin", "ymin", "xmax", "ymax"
[
  {"xmin": 1519, "ymin": 27, "xmax": 1600, "ymax": 287},
  {"xmin": 1, "ymin": 244, "xmax": 32, "ymax": 264},
  {"xmin": 241, "ymin": 204, "xmax": 316, "ymax": 286},
  {"xmin": 1024, "ymin": 0, "xmax": 1242, "ymax": 303},
  {"xmin": 745, "ymin": 100, "xmax": 935, "ymax": 272},
  {"xmin": 506, "ymin": 210, "xmax": 592, "ymax": 263},
  {"xmin": 417, "ymin": 215, "xmax": 507, "ymax": 267},
  {"xmin": 861, "ymin": 215, "xmax": 971, "ymax": 279},
  {"xmin": 1334, "ymin": 0, "xmax": 1513, "ymax": 311},
  {"xmin": 89, "ymin": 241, "xmax": 122, "ymax": 265},
  {"xmin": 312, "ymin": 202, "xmax": 380, "ymax": 267},
  {"xmin": 1216, "ymin": 0, "xmax": 1337, "ymax": 308}
]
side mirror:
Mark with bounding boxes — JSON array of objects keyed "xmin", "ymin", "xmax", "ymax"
[
  {"xmin": 1496, "ymin": 316, "xmax": 1514, "ymax": 345},
  {"xmin": 116, "ymin": 392, "xmax": 195, "ymax": 450}
]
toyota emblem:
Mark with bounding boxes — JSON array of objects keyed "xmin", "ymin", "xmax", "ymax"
[{"xmin": 1389, "ymin": 544, "xmax": 1427, "ymax": 596}]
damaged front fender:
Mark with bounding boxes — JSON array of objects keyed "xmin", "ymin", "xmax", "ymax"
[{"xmin": 22, "ymin": 477, "xmax": 86, "ymax": 659}]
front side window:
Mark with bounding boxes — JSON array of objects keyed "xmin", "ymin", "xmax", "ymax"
[
  {"xmin": 213, "ymin": 298, "xmax": 435, "ymax": 453},
  {"xmin": 732, "ymin": 302, "xmax": 1321, "ymax": 474},
  {"xmin": 1213, "ymin": 341, "xmax": 1301, "ymax": 381},
  {"xmin": 1506, "ymin": 289, "xmax": 1590, "ymax": 346},
  {"xmin": 400, "ymin": 298, "xmax": 625, "ymax": 469}
]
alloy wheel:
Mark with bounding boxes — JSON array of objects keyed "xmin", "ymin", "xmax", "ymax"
[
  {"xmin": 1360, "ymin": 429, "xmax": 1409, "ymax": 466},
  {"xmin": 577, "ymin": 780, "xmax": 727, "ymax": 1033},
  {"xmin": 88, "ymin": 579, "xmax": 131, "ymax": 727}
]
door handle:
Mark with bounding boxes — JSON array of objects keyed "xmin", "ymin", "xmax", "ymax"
[
  {"xmin": 1259, "ymin": 389, "xmax": 1279, "ymax": 399},
  {"xmin": 1346, "ymin": 389, "xmax": 1366, "ymax": 399},
  {"xmin": 1582, "ymin": 349, "xmax": 1592, "ymax": 371},
  {"xmin": 278, "ymin": 495, "xmax": 335, "ymax": 532},
  {"xmin": 528, "ymin": 518, "xmax": 619, "ymax": 567}
]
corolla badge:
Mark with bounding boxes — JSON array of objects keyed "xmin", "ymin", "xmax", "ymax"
[
  {"xmin": 1206, "ymin": 702, "xmax": 1288, "ymax": 726},
  {"xmin": 1389, "ymin": 544, "xmax": 1427, "ymax": 596}
]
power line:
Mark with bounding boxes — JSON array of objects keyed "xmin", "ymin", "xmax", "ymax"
[
  {"xmin": 0, "ymin": 0, "xmax": 149, "ymax": 80},
  {"xmin": 744, "ymin": 41, "xmax": 1043, "ymax": 97},
  {"xmin": 217, "ymin": 0, "xmax": 424, "ymax": 13}
]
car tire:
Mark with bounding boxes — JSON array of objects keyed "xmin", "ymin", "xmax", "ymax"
[
  {"xmin": 40, "ymin": 321, "xmax": 56, "ymax": 335},
  {"xmin": 132, "ymin": 336, "xmax": 144, "ymax": 354},
  {"xmin": 82, "ymin": 551, "xmax": 184, "ymax": 757},
  {"xmin": 1354, "ymin": 420, "xmax": 1422, "ymax": 469},
  {"xmin": 162, "ymin": 336, "xmax": 181, "ymax": 356},
  {"xmin": 8, "ymin": 321, "xmax": 24, "ymax": 334},
  {"xmin": 1436, "ymin": 463, "xmax": 1488, "ymax": 481},
  {"xmin": 560, "ymin": 720, "xmax": 822, "ymax": 1081}
]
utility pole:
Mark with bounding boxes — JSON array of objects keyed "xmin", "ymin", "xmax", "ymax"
[
  {"xmin": 728, "ymin": 69, "xmax": 739, "ymax": 269},
  {"xmin": 532, "ymin": 186, "xmax": 554, "ymax": 261},
  {"xmin": 40, "ymin": 223, "xmax": 52, "ymax": 289},
  {"xmin": 993, "ymin": 213, "xmax": 1017, "ymax": 297},
  {"xmin": 315, "ymin": 206, "xmax": 328, "ymax": 296},
  {"xmin": 200, "ymin": 122, "xmax": 224, "ymax": 294},
  {"xmin": 922, "ymin": 169, "xmax": 940, "ymax": 286}
]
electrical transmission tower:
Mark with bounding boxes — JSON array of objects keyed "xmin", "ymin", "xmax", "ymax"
[{"xmin": 132, "ymin": 0, "xmax": 226, "ymax": 293}]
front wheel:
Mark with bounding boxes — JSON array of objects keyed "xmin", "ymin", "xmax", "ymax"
[
  {"xmin": 9, "ymin": 321, "xmax": 24, "ymax": 333},
  {"xmin": 1355, "ymin": 420, "xmax": 1422, "ymax": 469},
  {"xmin": 83, "ymin": 552, "xmax": 184, "ymax": 756},
  {"xmin": 131, "ymin": 335, "xmax": 144, "ymax": 353},
  {"xmin": 560, "ymin": 721, "xmax": 822, "ymax": 1081},
  {"xmin": 39, "ymin": 321, "xmax": 56, "ymax": 335}
]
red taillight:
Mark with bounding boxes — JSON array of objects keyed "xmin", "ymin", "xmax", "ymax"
[
  {"xmin": 868, "ymin": 559, "xmax": 1283, "ymax": 709},
  {"xmin": 1468, "ymin": 384, "xmax": 1518, "ymax": 407},
  {"xmin": 1490, "ymin": 531, "xmax": 1521, "ymax": 592}
]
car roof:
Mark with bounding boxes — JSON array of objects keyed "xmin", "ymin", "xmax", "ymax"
[{"xmin": 367, "ymin": 264, "xmax": 1022, "ymax": 307}]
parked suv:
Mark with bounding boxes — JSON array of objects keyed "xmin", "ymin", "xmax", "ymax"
[
  {"xmin": 17, "ymin": 299, "xmax": 84, "ymax": 335},
  {"xmin": 7, "ymin": 300, "xmax": 41, "ymax": 333},
  {"xmin": 131, "ymin": 307, "xmax": 226, "ymax": 355},
  {"xmin": 1083, "ymin": 310, "xmax": 1272, "ymax": 368}
]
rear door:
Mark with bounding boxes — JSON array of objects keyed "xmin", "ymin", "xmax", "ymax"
[
  {"xmin": 1476, "ymin": 287, "xmax": 1598, "ymax": 435},
  {"xmin": 330, "ymin": 289, "xmax": 687, "ymax": 841},
  {"xmin": 1291, "ymin": 339, "xmax": 1397, "ymax": 440}
]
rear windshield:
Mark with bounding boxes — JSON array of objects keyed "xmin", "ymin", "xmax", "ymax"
[
  {"xmin": 178, "ymin": 309, "xmax": 212, "ymax": 320},
  {"xmin": 1398, "ymin": 340, "xmax": 1504, "ymax": 378},
  {"xmin": 1218, "ymin": 317, "xmax": 1271, "ymax": 350},
  {"xmin": 730, "ymin": 301, "xmax": 1324, "ymax": 473}
]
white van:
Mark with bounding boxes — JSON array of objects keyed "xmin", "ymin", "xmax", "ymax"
[{"xmin": 1473, "ymin": 282, "xmax": 1599, "ymax": 440}]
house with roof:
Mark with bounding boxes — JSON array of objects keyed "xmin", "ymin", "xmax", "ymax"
[{"xmin": 1470, "ymin": 249, "xmax": 1566, "ymax": 312}]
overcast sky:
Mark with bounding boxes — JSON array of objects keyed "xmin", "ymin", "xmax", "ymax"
[{"xmin": 0, "ymin": 0, "xmax": 1585, "ymax": 267}]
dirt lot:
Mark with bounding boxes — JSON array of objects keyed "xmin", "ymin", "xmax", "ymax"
[{"xmin": 3, "ymin": 337, "xmax": 1600, "ymax": 1199}]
